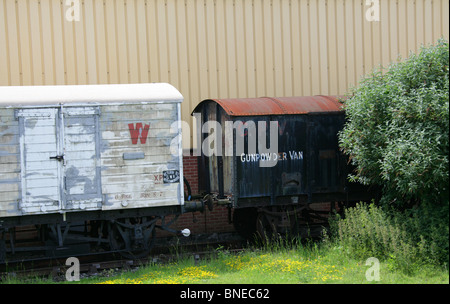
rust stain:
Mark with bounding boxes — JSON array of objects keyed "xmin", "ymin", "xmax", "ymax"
[{"xmin": 193, "ymin": 95, "xmax": 344, "ymax": 116}]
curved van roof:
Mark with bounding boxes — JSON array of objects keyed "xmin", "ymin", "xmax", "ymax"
[
  {"xmin": 193, "ymin": 95, "xmax": 344, "ymax": 116},
  {"xmin": 0, "ymin": 83, "xmax": 183, "ymax": 107}
]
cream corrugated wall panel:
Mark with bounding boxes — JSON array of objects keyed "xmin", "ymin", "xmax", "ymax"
[
  {"xmin": 5, "ymin": 1, "xmax": 19, "ymax": 86},
  {"xmin": 63, "ymin": 3, "xmax": 76, "ymax": 84},
  {"xmin": 196, "ymin": 0, "xmax": 209, "ymax": 99},
  {"xmin": 52, "ymin": 2, "xmax": 65, "ymax": 85},
  {"xmin": 0, "ymin": 1, "xmax": 8, "ymax": 86},
  {"xmin": 215, "ymin": 0, "xmax": 226, "ymax": 97},
  {"xmin": 206, "ymin": 0, "xmax": 218, "ymax": 98},
  {"xmin": 41, "ymin": 0, "xmax": 53, "ymax": 85},
  {"xmin": 1, "ymin": 0, "xmax": 449, "ymax": 149},
  {"xmin": 444, "ymin": 0, "xmax": 449, "ymax": 39},
  {"xmin": 31, "ymin": 0, "xmax": 43, "ymax": 85},
  {"xmin": 310, "ymin": 0, "xmax": 321, "ymax": 95},
  {"xmin": 16, "ymin": 0, "xmax": 29, "ymax": 85},
  {"xmin": 272, "ymin": 0, "xmax": 283, "ymax": 96}
]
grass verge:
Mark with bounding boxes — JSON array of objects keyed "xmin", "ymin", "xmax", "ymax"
[{"xmin": 70, "ymin": 242, "xmax": 449, "ymax": 284}]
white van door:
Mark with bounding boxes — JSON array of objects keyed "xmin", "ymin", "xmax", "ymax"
[
  {"xmin": 17, "ymin": 108, "xmax": 62, "ymax": 214},
  {"xmin": 17, "ymin": 106, "xmax": 101, "ymax": 214},
  {"xmin": 62, "ymin": 107, "xmax": 102, "ymax": 211}
]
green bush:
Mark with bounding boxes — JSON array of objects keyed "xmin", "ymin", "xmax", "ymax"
[
  {"xmin": 339, "ymin": 39, "xmax": 449, "ymax": 208},
  {"xmin": 334, "ymin": 39, "xmax": 449, "ymax": 273},
  {"xmin": 328, "ymin": 202, "xmax": 449, "ymax": 274}
]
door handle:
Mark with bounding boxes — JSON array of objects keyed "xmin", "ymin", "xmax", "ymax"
[{"xmin": 49, "ymin": 154, "xmax": 64, "ymax": 161}]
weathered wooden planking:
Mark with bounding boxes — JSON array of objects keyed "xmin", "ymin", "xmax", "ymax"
[
  {"xmin": 1, "ymin": 83, "xmax": 184, "ymax": 217},
  {"xmin": 1, "ymin": 108, "xmax": 28, "ymax": 216},
  {"xmin": 99, "ymin": 102, "xmax": 182, "ymax": 211}
]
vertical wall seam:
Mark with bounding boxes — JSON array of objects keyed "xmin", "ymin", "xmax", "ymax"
[
  {"xmin": 113, "ymin": 1, "xmax": 119, "ymax": 83},
  {"xmin": 103, "ymin": 0, "xmax": 110, "ymax": 83},
  {"xmin": 174, "ymin": 0, "xmax": 181, "ymax": 89},
  {"xmin": 93, "ymin": 0, "xmax": 100, "ymax": 84},
  {"xmin": 352, "ymin": 0, "xmax": 356, "ymax": 86},
  {"xmin": 165, "ymin": 0, "xmax": 171, "ymax": 84},
  {"xmin": 298, "ymin": 0, "xmax": 303, "ymax": 96},
  {"xmin": 59, "ymin": 1, "xmax": 67, "ymax": 84},
  {"xmin": 3, "ymin": 0, "xmax": 11, "ymax": 86},
  {"xmin": 203, "ymin": 0, "xmax": 211, "ymax": 98},
  {"xmin": 38, "ymin": 0, "xmax": 45, "ymax": 84},
  {"xmin": 49, "ymin": 0, "xmax": 56, "ymax": 85},
  {"xmin": 124, "ymin": 0, "xmax": 130, "ymax": 83},
  {"xmin": 144, "ymin": 0, "xmax": 150, "ymax": 82},
  {"xmin": 14, "ymin": 0, "xmax": 23, "ymax": 85},
  {"xmin": 261, "ymin": 0, "xmax": 267, "ymax": 96},
  {"xmin": 214, "ymin": 0, "xmax": 221, "ymax": 98},
  {"xmin": 82, "ymin": 0, "xmax": 88, "ymax": 83},
  {"xmin": 134, "ymin": 0, "xmax": 141, "ymax": 83},
  {"xmin": 316, "ymin": 0, "xmax": 321, "ymax": 93}
]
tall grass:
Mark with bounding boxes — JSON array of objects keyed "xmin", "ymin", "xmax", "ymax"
[
  {"xmin": 2, "ymin": 232, "xmax": 448, "ymax": 284},
  {"xmin": 324, "ymin": 202, "xmax": 449, "ymax": 274}
]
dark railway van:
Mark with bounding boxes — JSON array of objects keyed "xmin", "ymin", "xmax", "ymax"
[{"xmin": 193, "ymin": 96, "xmax": 376, "ymax": 239}]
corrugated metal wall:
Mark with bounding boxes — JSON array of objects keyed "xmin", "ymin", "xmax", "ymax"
[{"xmin": 1, "ymin": 0, "xmax": 449, "ymax": 148}]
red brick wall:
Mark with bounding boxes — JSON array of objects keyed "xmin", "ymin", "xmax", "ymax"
[
  {"xmin": 182, "ymin": 154, "xmax": 199, "ymax": 196},
  {"xmin": 155, "ymin": 154, "xmax": 235, "ymax": 238},
  {"xmin": 156, "ymin": 206, "xmax": 234, "ymax": 237}
]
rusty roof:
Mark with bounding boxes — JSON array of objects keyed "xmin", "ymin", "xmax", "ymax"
[{"xmin": 192, "ymin": 95, "xmax": 344, "ymax": 116}]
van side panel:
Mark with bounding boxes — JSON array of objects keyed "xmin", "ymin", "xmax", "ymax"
[
  {"xmin": 0, "ymin": 108, "xmax": 21, "ymax": 217},
  {"xmin": 100, "ymin": 103, "xmax": 183, "ymax": 210},
  {"xmin": 0, "ymin": 101, "xmax": 183, "ymax": 218}
]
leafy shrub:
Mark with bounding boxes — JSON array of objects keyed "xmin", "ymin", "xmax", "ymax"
[
  {"xmin": 328, "ymin": 202, "xmax": 449, "ymax": 274},
  {"xmin": 334, "ymin": 39, "xmax": 449, "ymax": 273},
  {"xmin": 339, "ymin": 39, "xmax": 449, "ymax": 208}
]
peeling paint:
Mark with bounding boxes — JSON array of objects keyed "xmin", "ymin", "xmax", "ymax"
[{"xmin": 2, "ymin": 84, "xmax": 184, "ymax": 218}]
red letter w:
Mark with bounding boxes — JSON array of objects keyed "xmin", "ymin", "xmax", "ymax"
[{"xmin": 128, "ymin": 123, "xmax": 150, "ymax": 144}]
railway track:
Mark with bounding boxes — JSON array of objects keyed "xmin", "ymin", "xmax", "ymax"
[
  {"xmin": 0, "ymin": 231, "xmax": 246, "ymax": 282},
  {"xmin": 0, "ymin": 220, "xmax": 329, "ymax": 283}
]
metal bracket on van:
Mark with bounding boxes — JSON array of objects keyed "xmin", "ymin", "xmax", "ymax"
[{"xmin": 184, "ymin": 194, "xmax": 214, "ymax": 213}]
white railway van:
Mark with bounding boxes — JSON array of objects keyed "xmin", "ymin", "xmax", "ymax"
[{"xmin": 0, "ymin": 83, "xmax": 194, "ymax": 260}]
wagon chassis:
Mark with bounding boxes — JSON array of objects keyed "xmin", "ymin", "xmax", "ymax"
[
  {"xmin": 225, "ymin": 186, "xmax": 377, "ymax": 242},
  {"xmin": 231, "ymin": 200, "xmax": 345, "ymax": 241},
  {"xmin": 0, "ymin": 206, "xmax": 186, "ymax": 263}
]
